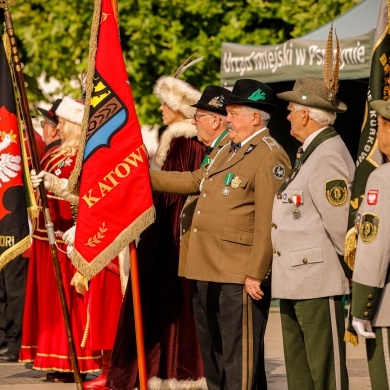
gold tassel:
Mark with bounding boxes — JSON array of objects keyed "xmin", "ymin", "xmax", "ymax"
[
  {"xmin": 344, "ymin": 329, "xmax": 359, "ymax": 346},
  {"xmin": 344, "ymin": 227, "xmax": 357, "ymax": 271}
]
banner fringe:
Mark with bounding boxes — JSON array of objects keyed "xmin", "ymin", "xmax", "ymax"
[
  {"xmin": 0, "ymin": 235, "xmax": 30, "ymax": 271},
  {"xmin": 70, "ymin": 205, "xmax": 155, "ymax": 280}
]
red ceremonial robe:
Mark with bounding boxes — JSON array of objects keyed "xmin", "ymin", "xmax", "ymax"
[
  {"xmin": 19, "ymin": 145, "xmax": 101, "ymax": 372},
  {"xmin": 107, "ymin": 122, "xmax": 205, "ymax": 389}
]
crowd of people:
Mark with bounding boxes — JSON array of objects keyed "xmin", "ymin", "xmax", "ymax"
[{"xmin": 0, "ymin": 54, "xmax": 389, "ymax": 390}]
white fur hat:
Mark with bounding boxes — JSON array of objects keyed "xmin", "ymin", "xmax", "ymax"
[
  {"xmin": 153, "ymin": 76, "xmax": 201, "ymax": 119},
  {"xmin": 55, "ymin": 96, "xmax": 84, "ymax": 125}
]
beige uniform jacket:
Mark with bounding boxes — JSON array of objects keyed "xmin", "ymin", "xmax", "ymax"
[
  {"xmin": 151, "ymin": 129, "xmax": 291, "ymax": 284},
  {"xmin": 271, "ymin": 133, "xmax": 355, "ymax": 299},
  {"xmin": 352, "ymin": 163, "xmax": 390, "ymax": 327}
]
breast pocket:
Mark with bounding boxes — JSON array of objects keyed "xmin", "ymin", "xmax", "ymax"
[
  {"xmin": 290, "ymin": 247, "xmax": 323, "ymax": 267},
  {"xmin": 218, "ymin": 175, "xmax": 249, "ymax": 204}
]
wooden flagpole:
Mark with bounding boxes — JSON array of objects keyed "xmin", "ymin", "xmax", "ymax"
[
  {"xmin": 109, "ymin": 1, "xmax": 147, "ymax": 388},
  {"xmin": 1, "ymin": 3, "xmax": 83, "ymax": 388}
]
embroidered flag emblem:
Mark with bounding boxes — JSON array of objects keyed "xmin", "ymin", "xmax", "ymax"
[{"xmin": 367, "ymin": 190, "xmax": 378, "ymax": 205}]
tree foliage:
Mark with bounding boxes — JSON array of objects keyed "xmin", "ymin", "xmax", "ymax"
[{"xmin": 10, "ymin": 0, "xmax": 360, "ymax": 125}]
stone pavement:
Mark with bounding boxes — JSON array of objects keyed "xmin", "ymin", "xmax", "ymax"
[{"xmin": 0, "ymin": 306, "xmax": 372, "ymax": 389}]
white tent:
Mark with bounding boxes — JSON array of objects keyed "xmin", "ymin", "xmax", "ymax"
[{"xmin": 219, "ymin": 0, "xmax": 382, "ymax": 161}]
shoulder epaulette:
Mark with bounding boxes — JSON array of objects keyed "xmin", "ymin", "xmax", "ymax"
[{"xmin": 262, "ymin": 135, "xmax": 280, "ymax": 150}]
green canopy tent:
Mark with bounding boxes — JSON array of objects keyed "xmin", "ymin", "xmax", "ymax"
[{"xmin": 220, "ymin": 0, "xmax": 381, "ymax": 161}]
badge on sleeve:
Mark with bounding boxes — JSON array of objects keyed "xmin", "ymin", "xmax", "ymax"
[
  {"xmin": 273, "ymin": 164, "xmax": 286, "ymax": 181},
  {"xmin": 325, "ymin": 179, "xmax": 348, "ymax": 206},
  {"xmin": 367, "ymin": 190, "xmax": 379, "ymax": 205},
  {"xmin": 359, "ymin": 213, "xmax": 379, "ymax": 243}
]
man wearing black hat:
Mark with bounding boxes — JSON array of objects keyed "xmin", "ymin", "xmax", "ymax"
[
  {"xmin": 150, "ymin": 79, "xmax": 291, "ymax": 389},
  {"xmin": 271, "ymin": 77, "xmax": 354, "ymax": 390},
  {"xmin": 37, "ymin": 99, "xmax": 62, "ymax": 152}
]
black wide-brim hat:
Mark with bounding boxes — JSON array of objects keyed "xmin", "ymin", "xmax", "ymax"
[
  {"xmin": 224, "ymin": 79, "xmax": 277, "ymax": 113},
  {"xmin": 277, "ymin": 77, "xmax": 347, "ymax": 113},
  {"xmin": 191, "ymin": 85, "xmax": 231, "ymax": 116},
  {"xmin": 37, "ymin": 98, "xmax": 62, "ymax": 125}
]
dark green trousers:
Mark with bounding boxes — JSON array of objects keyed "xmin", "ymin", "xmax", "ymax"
[
  {"xmin": 280, "ymin": 296, "xmax": 348, "ymax": 390},
  {"xmin": 367, "ymin": 327, "xmax": 390, "ymax": 390}
]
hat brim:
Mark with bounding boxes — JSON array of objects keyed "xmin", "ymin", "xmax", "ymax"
[
  {"xmin": 277, "ymin": 91, "xmax": 347, "ymax": 113},
  {"xmin": 370, "ymin": 100, "xmax": 390, "ymax": 121},
  {"xmin": 224, "ymin": 94, "xmax": 277, "ymax": 113},
  {"xmin": 37, "ymin": 107, "xmax": 59, "ymax": 125},
  {"xmin": 190, "ymin": 103, "xmax": 227, "ymax": 116}
]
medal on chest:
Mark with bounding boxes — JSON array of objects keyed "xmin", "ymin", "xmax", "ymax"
[
  {"xmin": 292, "ymin": 194, "xmax": 302, "ymax": 220},
  {"xmin": 222, "ymin": 172, "xmax": 235, "ymax": 195}
]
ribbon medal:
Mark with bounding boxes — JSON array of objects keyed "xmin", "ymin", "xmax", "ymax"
[
  {"xmin": 292, "ymin": 193, "xmax": 302, "ymax": 220},
  {"xmin": 222, "ymin": 172, "xmax": 235, "ymax": 195}
]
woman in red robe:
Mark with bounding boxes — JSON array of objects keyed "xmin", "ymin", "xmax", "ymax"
[
  {"xmin": 106, "ymin": 75, "xmax": 206, "ymax": 390},
  {"xmin": 19, "ymin": 97, "xmax": 101, "ymax": 381}
]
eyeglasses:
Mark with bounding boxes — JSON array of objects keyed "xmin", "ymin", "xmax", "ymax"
[
  {"xmin": 40, "ymin": 119, "xmax": 56, "ymax": 128},
  {"xmin": 193, "ymin": 113, "xmax": 215, "ymax": 121}
]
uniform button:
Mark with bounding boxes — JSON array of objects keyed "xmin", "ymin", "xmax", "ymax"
[
  {"xmin": 193, "ymin": 228, "xmax": 198, "ymax": 232},
  {"xmin": 209, "ymin": 178, "xmax": 213, "ymax": 181},
  {"xmin": 182, "ymin": 229, "xmax": 186, "ymax": 233},
  {"xmin": 368, "ymin": 294, "xmax": 374, "ymax": 300},
  {"xmin": 288, "ymin": 198, "xmax": 293, "ymax": 203},
  {"xmin": 197, "ymin": 210, "xmax": 200, "ymax": 214},
  {"xmin": 302, "ymin": 258, "xmax": 308, "ymax": 264},
  {"xmin": 271, "ymin": 223, "xmax": 277, "ymax": 228},
  {"xmin": 363, "ymin": 311, "xmax": 370, "ymax": 317},
  {"xmin": 203, "ymin": 193, "xmax": 207, "ymax": 197},
  {"xmin": 273, "ymin": 249, "xmax": 277, "ymax": 254},
  {"xmin": 277, "ymin": 194, "xmax": 282, "ymax": 199},
  {"xmin": 277, "ymin": 251, "xmax": 281, "ymax": 256},
  {"xmin": 182, "ymin": 213, "xmax": 185, "ymax": 217},
  {"xmin": 366, "ymin": 303, "xmax": 373, "ymax": 308}
]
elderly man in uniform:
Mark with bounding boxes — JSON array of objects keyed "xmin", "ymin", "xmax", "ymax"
[
  {"xmin": 351, "ymin": 99, "xmax": 390, "ymax": 390},
  {"xmin": 151, "ymin": 78, "xmax": 291, "ymax": 389},
  {"xmin": 271, "ymin": 77, "xmax": 355, "ymax": 390}
]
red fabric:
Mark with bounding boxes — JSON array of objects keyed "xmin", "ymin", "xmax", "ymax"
[
  {"xmin": 72, "ymin": 0, "xmax": 153, "ymax": 278},
  {"xmin": 84, "ymin": 256, "xmax": 123, "ymax": 351},
  {"xmin": 107, "ymin": 135, "xmax": 205, "ymax": 390},
  {"xmin": 19, "ymin": 148, "xmax": 101, "ymax": 372}
]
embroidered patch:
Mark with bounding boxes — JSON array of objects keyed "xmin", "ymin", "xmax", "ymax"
[
  {"xmin": 359, "ymin": 213, "xmax": 379, "ymax": 243},
  {"xmin": 273, "ymin": 164, "xmax": 286, "ymax": 181},
  {"xmin": 367, "ymin": 190, "xmax": 379, "ymax": 205},
  {"xmin": 325, "ymin": 179, "xmax": 348, "ymax": 206}
]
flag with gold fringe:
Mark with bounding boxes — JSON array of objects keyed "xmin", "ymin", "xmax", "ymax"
[
  {"xmin": 344, "ymin": 0, "xmax": 389, "ymax": 345},
  {"xmin": 67, "ymin": 0, "xmax": 155, "ymax": 280},
  {"xmin": 0, "ymin": 29, "xmax": 35, "ymax": 270}
]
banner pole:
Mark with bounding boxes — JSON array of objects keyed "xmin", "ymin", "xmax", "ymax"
[{"xmin": 1, "ymin": 3, "xmax": 83, "ymax": 388}]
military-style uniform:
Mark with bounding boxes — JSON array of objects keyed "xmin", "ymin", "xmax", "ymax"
[
  {"xmin": 152, "ymin": 128, "xmax": 291, "ymax": 389},
  {"xmin": 271, "ymin": 129, "xmax": 355, "ymax": 390},
  {"xmin": 352, "ymin": 163, "xmax": 390, "ymax": 390}
]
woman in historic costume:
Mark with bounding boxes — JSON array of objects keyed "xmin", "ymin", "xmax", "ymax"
[
  {"xmin": 106, "ymin": 70, "xmax": 206, "ymax": 390},
  {"xmin": 19, "ymin": 97, "xmax": 101, "ymax": 381}
]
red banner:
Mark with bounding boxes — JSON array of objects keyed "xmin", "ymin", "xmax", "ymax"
[{"xmin": 69, "ymin": 0, "xmax": 154, "ymax": 280}]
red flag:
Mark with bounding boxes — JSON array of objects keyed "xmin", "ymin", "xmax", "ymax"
[
  {"xmin": 68, "ymin": 0, "xmax": 154, "ymax": 280},
  {"xmin": 0, "ymin": 32, "xmax": 31, "ymax": 270}
]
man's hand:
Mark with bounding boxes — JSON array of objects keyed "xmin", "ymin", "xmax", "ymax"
[
  {"xmin": 245, "ymin": 276, "xmax": 264, "ymax": 300},
  {"xmin": 352, "ymin": 317, "xmax": 375, "ymax": 339}
]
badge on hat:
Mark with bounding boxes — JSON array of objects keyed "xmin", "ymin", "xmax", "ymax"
[
  {"xmin": 325, "ymin": 179, "xmax": 348, "ymax": 206},
  {"xmin": 359, "ymin": 213, "xmax": 379, "ymax": 243},
  {"xmin": 248, "ymin": 89, "xmax": 266, "ymax": 101}
]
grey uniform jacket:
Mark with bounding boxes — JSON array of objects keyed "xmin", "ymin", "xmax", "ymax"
[
  {"xmin": 352, "ymin": 163, "xmax": 390, "ymax": 327},
  {"xmin": 271, "ymin": 132, "xmax": 355, "ymax": 299},
  {"xmin": 151, "ymin": 129, "xmax": 291, "ymax": 284}
]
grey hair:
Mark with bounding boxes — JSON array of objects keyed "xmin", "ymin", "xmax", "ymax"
[
  {"xmin": 240, "ymin": 106, "xmax": 271, "ymax": 125},
  {"xmin": 292, "ymin": 102, "xmax": 336, "ymax": 125}
]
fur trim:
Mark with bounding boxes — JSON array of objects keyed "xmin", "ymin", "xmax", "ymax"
[
  {"xmin": 55, "ymin": 96, "xmax": 84, "ymax": 125},
  {"xmin": 154, "ymin": 76, "xmax": 201, "ymax": 119},
  {"xmin": 142, "ymin": 377, "xmax": 208, "ymax": 390},
  {"xmin": 154, "ymin": 119, "xmax": 198, "ymax": 168}
]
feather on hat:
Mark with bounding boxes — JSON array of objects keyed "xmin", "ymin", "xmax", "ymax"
[{"xmin": 55, "ymin": 96, "xmax": 85, "ymax": 125}]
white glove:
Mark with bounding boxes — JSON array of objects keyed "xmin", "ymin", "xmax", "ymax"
[
  {"xmin": 62, "ymin": 225, "xmax": 76, "ymax": 246},
  {"xmin": 352, "ymin": 317, "xmax": 376, "ymax": 339},
  {"xmin": 30, "ymin": 169, "xmax": 55, "ymax": 191}
]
